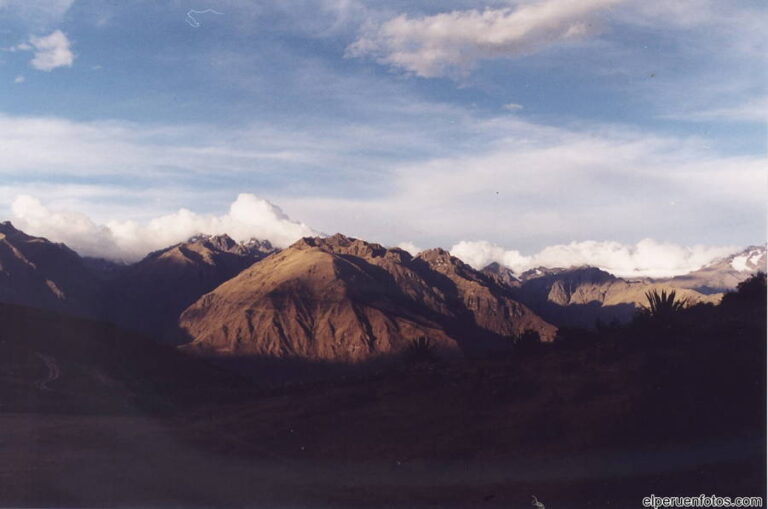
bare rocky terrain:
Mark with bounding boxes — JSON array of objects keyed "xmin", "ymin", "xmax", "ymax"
[
  {"xmin": 0, "ymin": 221, "xmax": 100, "ymax": 318},
  {"xmin": 104, "ymin": 234, "xmax": 276, "ymax": 343},
  {"xmin": 496, "ymin": 265, "xmax": 722, "ymax": 328},
  {"xmin": 180, "ymin": 234, "xmax": 556, "ymax": 362}
]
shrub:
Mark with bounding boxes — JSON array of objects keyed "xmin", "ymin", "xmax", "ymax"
[
  {"xmin": 641, "ymin": 289, "xmax": 688, "ymax": 321},
  {"xmin": 515, "ymin": 329, "xmax": 541, "ymax": 354},
  {"xmin": 404, "ymin": 336, "xmax": 437, "ymax": 363}
]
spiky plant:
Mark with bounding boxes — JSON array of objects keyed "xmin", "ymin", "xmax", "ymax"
[{"xmin": 642, "ymin": 289, "xmax": 688, "ymax": 320}]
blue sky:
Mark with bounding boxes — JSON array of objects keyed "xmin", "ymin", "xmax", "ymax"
[{"xmin": 0, "ymin": 0, "xmax": 765, "ymax": 272}]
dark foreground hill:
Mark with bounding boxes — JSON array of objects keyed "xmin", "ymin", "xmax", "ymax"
[
  {"xmin": 179, "ymin": 234, "xmax": 556, "ymax": 362},
  {"xmin": 0, "ymin": 302, "xmax": 247, "ymax": 414}
]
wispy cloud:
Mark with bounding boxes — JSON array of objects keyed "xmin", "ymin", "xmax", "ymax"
[
  {"xmin": 503, "ymin": 103, "xmax": 524, "ymax": 112},
  {"xmin": 347, "ymin": 0, "xmax": 623, "ymax": 77},
  {"xmin": 0, "ymin": 107, "xmax": 763, "ymax": 255},
  {"xmin": 671, "ymin": 96, "xmax": 768, "ymax": 124}
]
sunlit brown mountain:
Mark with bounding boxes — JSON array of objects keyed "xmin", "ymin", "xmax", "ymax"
[{"xmin": 180, "ymin": 234, "xmax": 556, "ymax": 361}]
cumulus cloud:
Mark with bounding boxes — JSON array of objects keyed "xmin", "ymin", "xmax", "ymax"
[
  {"xmin": 450, "ymin": 239, "xmax": 738, "ymax": 278},
  {"xmin": 28, "ymin": 30, "xmax": 74, "ymax": 71},
  {"xmin": 396, "ymin": 241, "xmax": 422, "ymax": 256},
  {"xmin": 451, "ymin": 240, "xmax": 531, "ymax": 273},
  {"xmin": 10, "ymin": 194, "xmax": 317, "ymax": 261},
  {"xmin": 5, "ymin": 194, "xmax": 749, "ymax": 278},
  {"xmin": 347, "ymin": 0, "xmax": 622, "ymax": 77}
]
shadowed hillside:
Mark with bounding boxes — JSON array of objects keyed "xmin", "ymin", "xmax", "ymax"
[
  {"xmin": 104, "ymin": 234, "xmax": 276, "ymax": 343},
  {"xmin": 0, "ymin": 222, "xmax": 100, "ymax": 318}
]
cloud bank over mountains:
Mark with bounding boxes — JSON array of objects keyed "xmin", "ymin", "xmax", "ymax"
[
  {"xmin": 11, "ymin": 194, "xmax": 317, "ymax": 261},
  {"xmin": 450, "ymin": 239, "xmax": 736, "ymax": 278},
  {"xmin": 8, "ymin": 194, "xmax": 741, "ymax": 278}
]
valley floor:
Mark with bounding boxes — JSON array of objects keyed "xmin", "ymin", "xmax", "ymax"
[
  {"xmin": 1, "ymin": 354, "xmax": 765, "ymax": 508},
  {"xmin": 1, "ymin": 413, "xmax": 763, "ymax": 508}
]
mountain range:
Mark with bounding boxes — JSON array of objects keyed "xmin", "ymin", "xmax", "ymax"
[{"xmin": 0, "ymin": 221, "xmax": 764, "ymax": 364}]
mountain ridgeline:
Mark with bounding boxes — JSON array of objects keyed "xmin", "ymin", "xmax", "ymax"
[
  {"xmin": 0, "ymin": 222, "xmax": 764, "ymax": 364},
  {"xmin": 491, "ymin": 265, "xmax": 722, "ymax": 329},
  {"xmin": 179, "ymin": 234, "xmax": 556, "ymax": 361},
  {"xmin": 0, "ymin": 221, "xmax": 101, "ymax": 317},
  {"xmin": 103, "ymin": 234, "xmax": 277, "ymax": 343}
]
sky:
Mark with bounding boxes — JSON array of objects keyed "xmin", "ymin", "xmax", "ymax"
[{"xmin": 0, "ymin": 0, "xmax": 766, "ymax": 276}]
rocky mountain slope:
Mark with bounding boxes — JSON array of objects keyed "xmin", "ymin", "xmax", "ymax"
[
  {"xmin": 105, "ymin": 234, "xmax": 277, "ymax": 343},
  {"xmin": 488, "ymin": 265, "xmax": 722, "ymax": 328},
  {"xmin": 479, "ymin": 245, "xmax": 765, "ymax": 328},
  {"xmin": 659, "ymin": 245, "xmax": 766, "ymax": 293},
  {"xmin": 0, "ymin": 221, "xmax": 100, "ymax": 317},
  {"xmin": 180, "ymin": 234, "xmax": 556, "ymax": 362}
]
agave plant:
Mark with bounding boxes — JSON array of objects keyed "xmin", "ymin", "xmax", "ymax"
[{"xmin": 642, "ymin": 289, "xmax": 688, "ymax": 320}]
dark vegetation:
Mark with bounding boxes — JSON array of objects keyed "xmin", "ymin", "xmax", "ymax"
[{"xmin": 0, "ymin": 274, "xmax": 764, "ymax": 508}]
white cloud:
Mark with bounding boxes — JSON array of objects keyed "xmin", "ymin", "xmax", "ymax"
[
  {"xmin": 10, "ymin": 194, "xmax": 317, "ymax": 261},
  {"xmin": 0, "ymin": 111, "xmax": 763, "ymax": 258},
  {"xmin": 8, "ymin": 192, "xmax": 741, "ymax": 278},
  {"xmin": 450, "ymin": 239, "xmax": 738, "ymax": 278},
  {"xmin": 13, "ymin": 75, "xmax": 25, "ymax": 83},
  {"xmin": 28, "ymin": 30, "xmax": 74, "ymax": 71},
  {"xmin": 347, "ymin": 0, "xmax": 622, "ymax": 77},
  {"xmin": 451, "ymin": 240, "xmax": 530, "ymax": 273},
  {"xmin": 396, "ymin": 241, "xmax": 422, "ymax": 256},
  {"xmin": 677, "ymin": 96, "xmax": 768, "ymax": 123},
  {"xmin": 503, "ymin": 103, "xmax": 524, "ymax": 111}
]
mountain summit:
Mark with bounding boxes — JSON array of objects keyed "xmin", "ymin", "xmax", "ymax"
[
  {"xmin": 0, "ymin": 222, "xmax": 99, "ymax": 317},
  {"xmin": 105, "ymin": 233, "xmax": 277, "ymax": 343},
  {"xmin": 179, "ymin": 234, "xmax": 556, "ymax": 361},
  {"xmin": 660, "ymin": 245, "xmax": 767, "ymax": 293}
]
